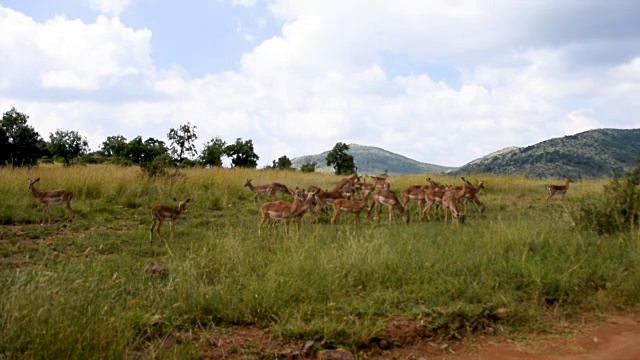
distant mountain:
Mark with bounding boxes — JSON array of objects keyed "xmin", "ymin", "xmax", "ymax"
[
  {"xmin": 291, "ymin": 144, "xmax": 454, "ymax": 175},
  {"xmin": 454, "ymin": 128, "xmax": 640, "ymax": 178}
]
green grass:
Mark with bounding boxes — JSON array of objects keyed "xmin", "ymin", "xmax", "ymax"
[{"xmin": 0, "ymin": 164, "xmax": 638, "ymax": 359}]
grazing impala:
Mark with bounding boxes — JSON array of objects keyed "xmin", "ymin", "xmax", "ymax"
[
  {"xmin": 367, "ymin": 188, "xmax": 410, "ymax": 224},
  {"xmin": 331, "ymin": 188, "xmax": 374, "ymax": 229},
  {"xmin": 442, "ymin": 190, "xmax": 465, "ymax": 224},
  {"xmin": 459, "ymin": 177, "xmax": 486, "ymax": 213},
  {"xmin": 546, "ymin": 177, "xmax": 574, "ymax": 204},
  {"xmin": 150, "ymin": 198, "xmax": 191, "ymax": 243},
  {"xmin": 28, "ymin": 178, "xmax": 74, "ymax": 226},
  {"xmin": 244, "ymin": 179, "xmax": 294, "ymax": 202}
]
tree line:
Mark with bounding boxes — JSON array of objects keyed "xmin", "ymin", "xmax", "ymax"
[{"xmin": 1, "ymin": 107, "xmax": 357, "ymax": 175}]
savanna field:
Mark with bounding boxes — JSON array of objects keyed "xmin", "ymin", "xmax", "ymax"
[{"xmin": 1, "ymin": 164, "xmax": 639, "ymax": 359}]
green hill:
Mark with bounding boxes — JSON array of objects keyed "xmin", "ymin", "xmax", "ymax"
[
  {"xmin": 291, "ymin": 144, "xmax": 454, "ymax": 175},
  {"xmin": 454, "ymin": 128, "xmax": 640, "ymax": 178}
]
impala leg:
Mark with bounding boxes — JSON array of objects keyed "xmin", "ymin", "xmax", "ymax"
[
  {"xmin": 67, "ymin": 201, "xmax": 74, "ymax": 222},
  {"xmin": 156, "ymin": 220, "xmax": 164, "ymax": 242},
  {"xmin": 150, "ymin": 217, "xmax": 158, "ymax": 243}
]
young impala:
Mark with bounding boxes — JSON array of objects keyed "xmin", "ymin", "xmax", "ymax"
[
  {"xmin": 331, "ymin": 188, "xmax": 374, "ymax": 230},
  {"xmin": 150, "ymin": 198, "xmax": 191, "ymax": 243},
  {"xmin": 28, "ymin": 178, "xmax": 74, "ymax": 226}
]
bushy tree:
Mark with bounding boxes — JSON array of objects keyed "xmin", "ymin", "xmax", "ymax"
[
  {"xmin": 123, "ymin": 136, "xmax": 169, "ymax": 165},
  {"xmin": 101, "ymin": 135, "xmax": 128, "ymax": 157},
  {"xmin": 224, "ymin": 138, "xmax": 259, "ymax": 168},
  {"xmin": 300, "ymin": 162, "xmax": 317, "ymax": 173},
  {"xmin": 168, "ymin": 122, "xmax": 198, "ymax": 165},
  {"xmin": 0, "ymin": 107, "xmax": 46, "ymax": 166},
  {"xmin": 200, "ymin": 137, "xmax": 227, "ymax": 167},
  {"xmin": 326, "ymin": 142, "xmax": 356, "ymax": 175},
  {"xmin": 48, "ymin": 129, "xmax": 89, "ymax": 166},
  {"xmin": 271, "ymin": 155, "xmax": 293, "ymax": 170}
]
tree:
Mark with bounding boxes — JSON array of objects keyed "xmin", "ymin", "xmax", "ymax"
[
  {"xmin": 326, "ymin": 142, "xmax": 356, "ymax": 175},
  {"xmin": 48, "ymin": 130, "xmax": 89, "ymax": 166},
  {"xmin": 123, "ymin": 136, "xmax": 169, "ymax": 165},
  {"xmin": 200, "ymin": 137, "xmax": 227, "ymax": 167},
  {"xmin": 224, "ymin": 138, "xmax": 259, "ymax": 168},
  {"xmin": 271, "ymin": 155, "xmax": 293, "ymax": 170},
  {"xmin": 167, "ymin": 122, "xmax": 198, "ymax": 165},
  {"xmin": 300, "ymin": 162, "xmax": 317, "ymax": 173},
  {"xmin": 0, "ymin": 107, "xmax": 45, "ymax": 166},
  {"xmin": 101, "ymin": 135, "xmax": 128, "ymax": 157}
]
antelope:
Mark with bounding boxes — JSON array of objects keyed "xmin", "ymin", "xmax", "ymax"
[
  {"xmin": 244, "ymin": 179, "xmax": 294, "ymax": 203},
  {"xmin": 442, "ymin": 190, "xmax": 465, "ymax": 224},
  {"xmin": 331, "ymin": 169, "xmax": 360, "ymax": 193},
  {"xmin": 28, "ymin": 178, "xmax": 74, "ymax": 226},
  {"xmin": 311, "ymin": 189, "xmax": 349, "ymax": 222},
  {"xmin": 546, "ymin": 177, "xmax": 574, "ymax": 204},
  {"xmin": 264, "ymin": 189, "xmax": 315, "ymax": 233},
  {"xmin": 150, "ymin": 198, "xmax": 191, "ymax": 243},
  {"xmin": 460, "ymin": 177, "xmax": 486, "ymax": 213},
  {"xmin": 259, "ymin": 192, "xmax": 303, "ymax": 236},
  {"xmin": 331, "ymin": 188, "xmax": 374, "ymax": 229},
  {"xmin": 422, "ymin": 180, "xmax": 470, "ymax": 221},
  {"xmin": 367, "ymin": 188, "xmax": 410, "ymax": 224}
]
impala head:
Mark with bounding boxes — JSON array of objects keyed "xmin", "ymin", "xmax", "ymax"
[
  {"xmin": 454, "ymin": 211, "xmax": 465, "ymax": 224},
  {"xmin": 175, "ymin": 198, "xmax": 191, "ymax": 212},
  {"xmin": 243, "ymin": 179, "xmax": 252, "ymax": 187},
  {"xmin": 28, "ymin": 178, "xmax": 41, "ymax": 188}
]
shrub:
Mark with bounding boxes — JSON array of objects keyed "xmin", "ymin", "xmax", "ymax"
[{"xmin": 577, "ymin": 160, "xmax": 640, "ymax": 234}]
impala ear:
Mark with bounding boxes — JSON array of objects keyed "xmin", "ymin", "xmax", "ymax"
[
  {"xmin": 185, "ymin": 198, "xmax": 191, "ymax": 203},
  {"xmin": 173, "ymin": 198, "xmax": 178, "ymax": 202}
]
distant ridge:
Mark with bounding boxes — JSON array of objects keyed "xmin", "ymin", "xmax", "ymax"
[
  {"xmin": 454, "ymin": 128, "xmax": 640, "ymax": 178},
  {"xmin": 291, "ymin": 144, "xmax": 454, "ymax": 175}
]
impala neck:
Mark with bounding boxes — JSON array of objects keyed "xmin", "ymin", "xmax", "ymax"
[{"xmin": 30, "ymin": 184, "xmax": 42, "ymax": 199}]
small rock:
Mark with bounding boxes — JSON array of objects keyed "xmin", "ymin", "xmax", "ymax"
[
  {"xmin": 593, "ymin": 336, "xmax": 599, "ymax": 344},
  {"xmin": 145, "ymin": 262, "xmax": 168, "ymax": 277},
  {"xmin": 316, "ymin": 349, "xmax": 355, "ymax": 360}
]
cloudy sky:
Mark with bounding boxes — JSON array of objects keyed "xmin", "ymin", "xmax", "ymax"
[{"xmin": 1, "ymin": 1, "xmax": 639, "ymax": 167}]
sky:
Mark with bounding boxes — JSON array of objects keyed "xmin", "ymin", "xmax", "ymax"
[{"xmin": 1, "ymin": 1, "xmax": 639, "ymax": 167}]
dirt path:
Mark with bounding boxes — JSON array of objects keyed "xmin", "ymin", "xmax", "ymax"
[{"xmin": 381, "ymin": 314, "xmax": 640, "ymax": 360}]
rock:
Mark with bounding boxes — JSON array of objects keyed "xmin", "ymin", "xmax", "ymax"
[
  {"xmin": 302, "ymin": 340, "xmax": 315, "ymax": 355},
  {"xmin": 145, "ymin": 262, "xmax": 168, "ymax": 277}
]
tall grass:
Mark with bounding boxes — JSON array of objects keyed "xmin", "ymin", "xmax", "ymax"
[{"xmin": 0, "ymin": 165, "xmax": 638, "ymax": 358}]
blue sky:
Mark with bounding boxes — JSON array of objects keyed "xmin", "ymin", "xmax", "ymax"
[{"xmin": 1, "ymin": 1, "xmax": 639, "ymax": 168}]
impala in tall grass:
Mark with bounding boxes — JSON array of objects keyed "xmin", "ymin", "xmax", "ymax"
[
  {"xmin": 150, "ymin": 198, "xmax": 191, "ymax": 243},
  {"xmin": 28, "ymin": 178, "xmax": 74, "ymax": 226},
  {"xmin": 546, "ymin": 177, "xmax": 574, "ymax": 204}
]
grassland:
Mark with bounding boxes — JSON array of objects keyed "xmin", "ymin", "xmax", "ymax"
[{"xmin": 0, "ymin": 164, "xmax": 639, "ymax": 359}]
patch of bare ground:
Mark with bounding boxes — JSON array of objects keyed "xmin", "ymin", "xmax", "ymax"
[{"xmin": 175, "ymin": 313, "xmax": 640, "ymax": 359}]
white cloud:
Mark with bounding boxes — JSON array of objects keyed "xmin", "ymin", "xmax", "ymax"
[
  {"xmin": 1, "ymin": 2, "xmax": 640, "ymax": 168},
  {"xmin": 88, "ymin": 0, "xmax": 133, "ymax": 16}
]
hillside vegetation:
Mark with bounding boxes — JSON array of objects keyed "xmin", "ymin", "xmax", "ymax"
[
  {"xmin": 455, "ymin": 128, "xmax": 640, "ymax": 178},
  {"xmin": 291, "ymin": 143, "xmax": 454, "ymax": 175}
]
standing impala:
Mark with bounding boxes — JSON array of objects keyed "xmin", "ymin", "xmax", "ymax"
[
  {"xmin": 150, "ymin": 198, "xmax": 191, "ymax": 243},
  {"xmin": 259, "ymin": 192, "xmax": 303, "ymax": 236},
  {"xmin": 546, "ymin": 177, "xmax": 574, "ymax": 204},
  {"xmin": 367, "ymin": 188, "xmax": 410, "ymax": 224},
  {"xmin": 28, "ymin": 178, "xmax": 74, "ymax": 226},
  {"xmin": 331, "ymin": 188, "xmax": 374, "ymax": 230}
]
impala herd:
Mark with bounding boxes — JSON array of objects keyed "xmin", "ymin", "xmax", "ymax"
[{"xmin": 25, "ymin": 174, "xmax": 575, "ymax": 240}]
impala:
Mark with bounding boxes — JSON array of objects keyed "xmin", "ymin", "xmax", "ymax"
[
  {"xmin": 460, "ymin": 177, "xmax": 486, "ymax": 213},
  {"xmin": 264, "ymin": 189, "xmax": 315, "ymax": 233},
  {"xmin": 442, "ymin": 190, "xmax": 465, "ymax": 224},
  {"xmin": 150, "ymin": 198, "xmax": 191, "ymax": 243},
  {"xmin": 546, "ymin": 177, "xmax": 574, "ymax": 204},
  {"xmin": 330, "ymin": 168, "xmax": 360, "ymax": 193},
  {"xmin": 422, "ymin": 180, "xmax": 470, "ymax": 221},
  {"xmin": 367, "ymin": 188, "xmax": 410, "ymax": 224},
  {"xmin": 311, "ymin": 189, "xmax": 349, "ymax": 222},
  {"xmin": 28, "ymin": 178, "xmax": 74, "ymax": 226},
  {"xmin": 259, "ymin": 192, "xmax": 303, "ymax": 236},
  {"xmin": 244, "ymin": 179, "xmax": 294, "ymax": 202},
  {"xmin": 331, "ymin": 188, "xmax": 374, "ymax": 229}
]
